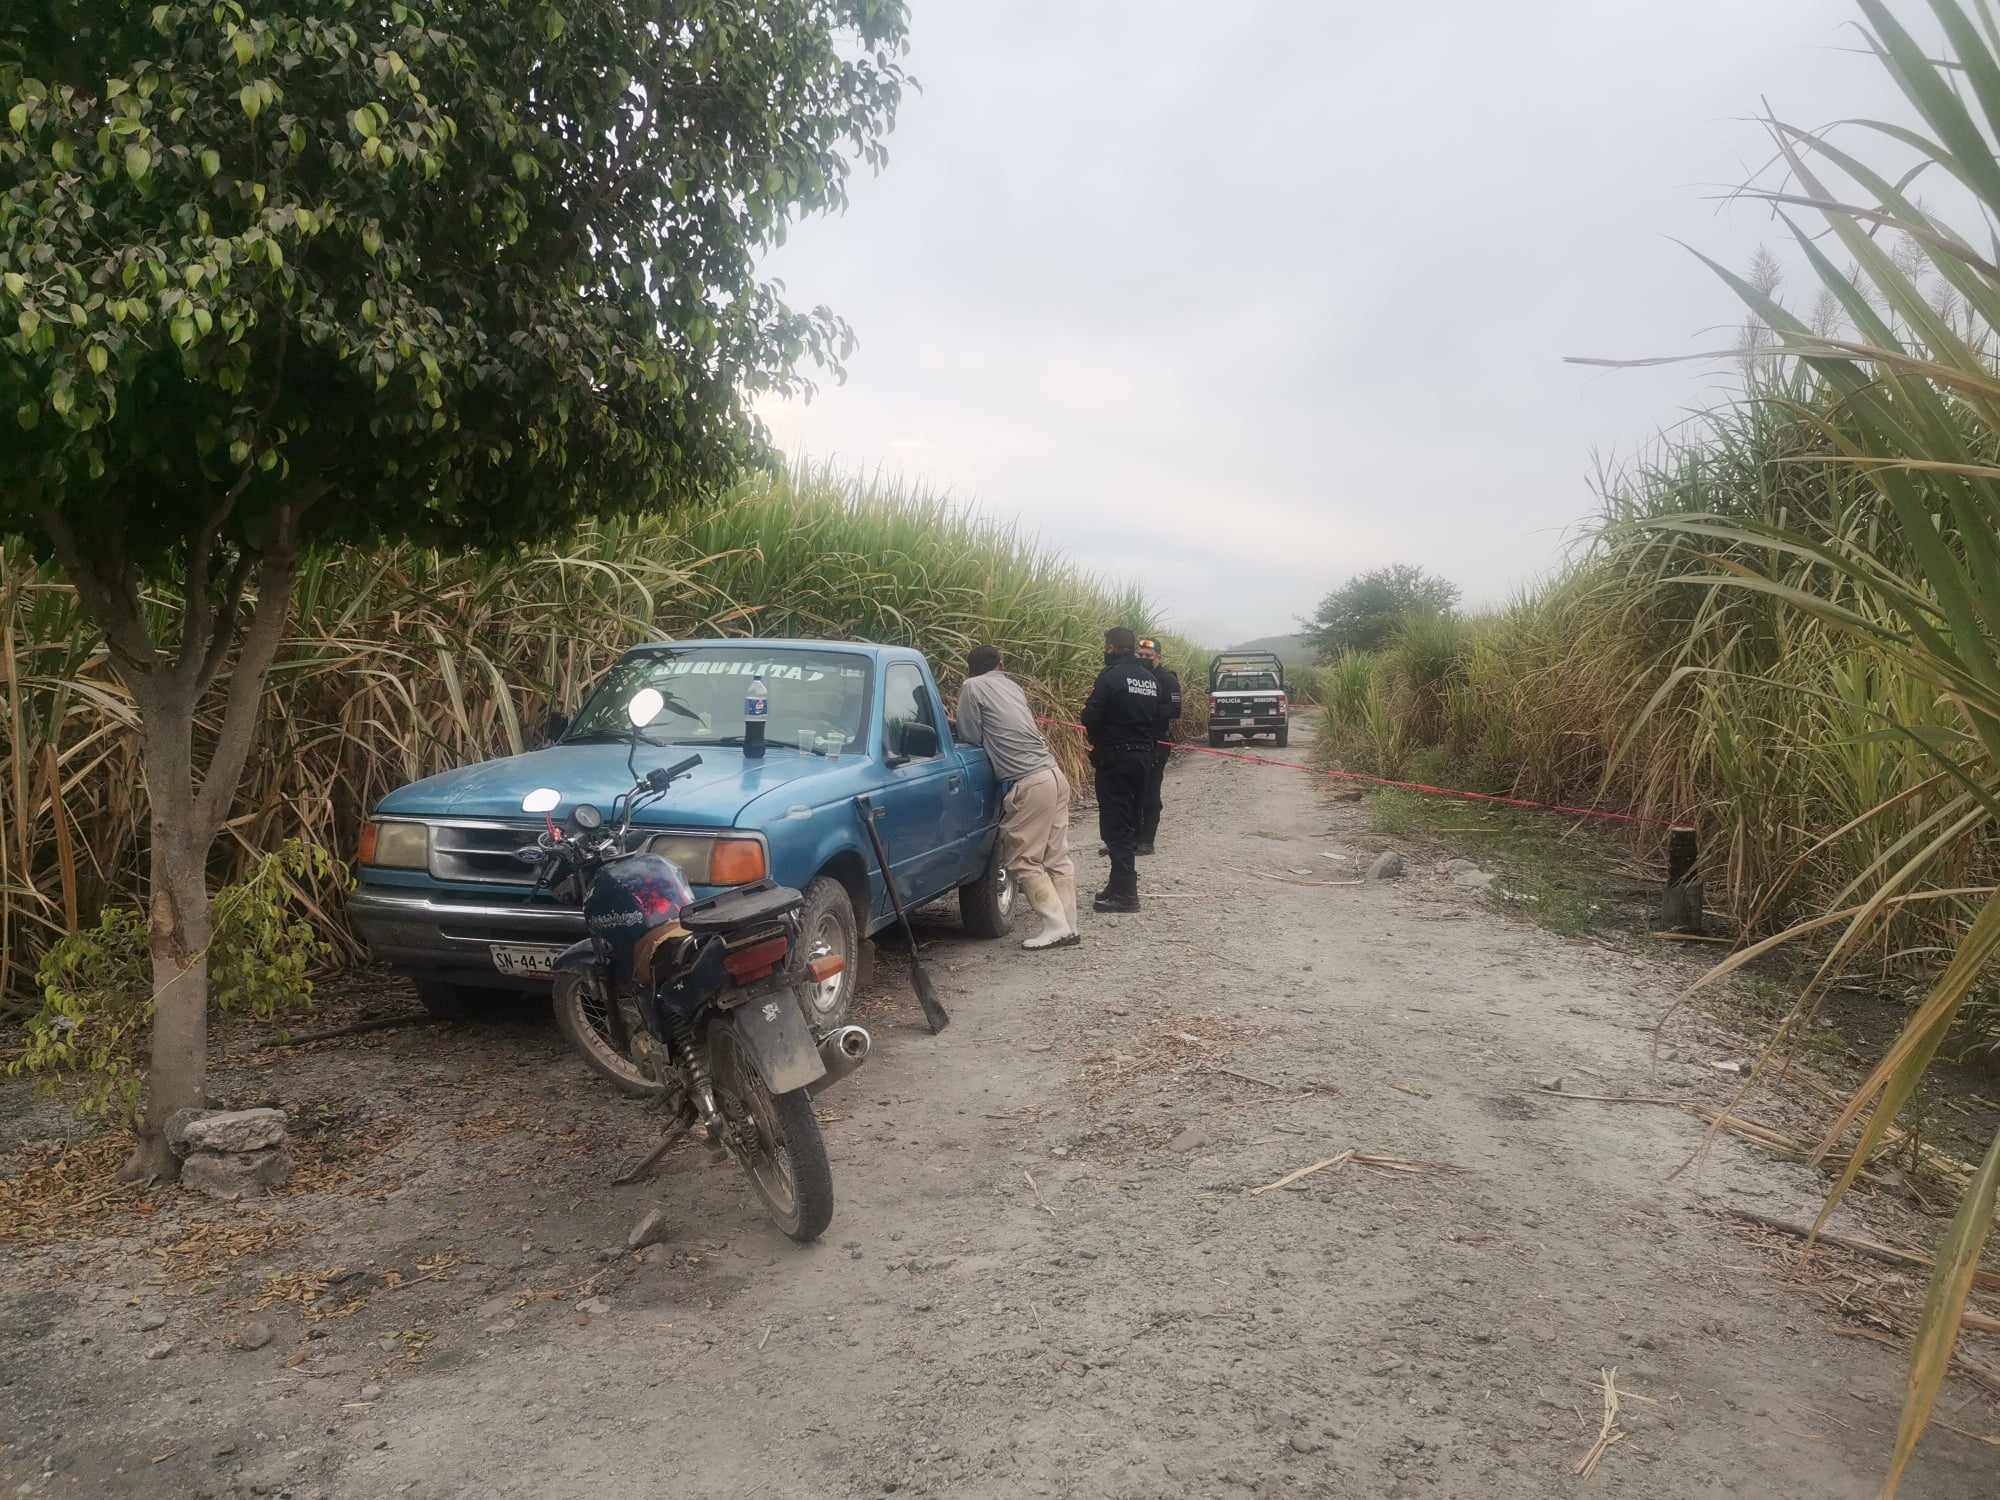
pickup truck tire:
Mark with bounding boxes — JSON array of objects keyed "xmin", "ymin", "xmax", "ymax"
[
  {"xmin": 794, "ymin": 876, "xmax": 860, "ymax": 1030},
  {"xmin": 553, "ymin": 971, "xmax": 668, "ymax": 1099},
  {"xmin": 413, "ymin": 980, "xmax": 508, "ymax": 1023},
  {"xmin": 1208, "ymin": 729, "xmax": 1225, "ymax": 748},
  {"xmin": 959, "ymin": 843, "xmax": 1014, "ymax": 939},
  {"xmin": 1275, "ymin": 724, "xmax": 1290, "ymax": 748}
]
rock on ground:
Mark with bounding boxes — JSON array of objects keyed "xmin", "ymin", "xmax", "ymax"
[
  {"xmin": 626, "ymin": 1208, "xmax": 670, "ymax": 1251},
  {"xmin": 1366, "ymin": 850, "xmax": 1405, "ymax": 881},
  {"xmin": 233, "ymin": 1320, "xmax": 274, "ymax": 1351},
  {"xmin": 1446, "ymin": 858, "xmax": 1497, "ymax": 891},
  {"xmin": 181, "ymin": 1146, "xmax": 293, "ymax": 1200},
  {"xmin": 181, "ymin": 1108, "xmax": 288, "ymax": 1154}
]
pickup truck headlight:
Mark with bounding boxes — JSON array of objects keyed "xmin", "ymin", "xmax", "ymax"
[
  {"xmin": 357, "ymin": 820, "xmax": 429, "ymax": 869},
  {"xmin": 647, "ymin": 834, "xmax": 767, "ymax": 885}
]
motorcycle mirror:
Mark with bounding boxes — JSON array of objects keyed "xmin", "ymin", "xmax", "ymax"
[
  {"xmin": 627, "ymin": 688, "xmax": 664, "ymax": 729},
  {"xmin": 521, "ymin": 787, "xmax": 561, "ymax": 814}
]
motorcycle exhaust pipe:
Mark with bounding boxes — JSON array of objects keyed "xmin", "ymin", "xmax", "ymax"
[{"xmin": 811, "ymin": 1025, "xmax": 871, "ymax": 1095}]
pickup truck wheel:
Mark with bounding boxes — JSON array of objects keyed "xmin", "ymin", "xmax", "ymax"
[
  {"xmin": 553, "ymin": 971, "xmax": 668, "ymax": 1099},
  {"xmin": 794, "ymin": 876, "xmax": 860, "ymax": 1030},
  {"xmin": 1275, "ymin": 723, "xmax": 1290, "ymax": 748},
  {"xmin": 413, "ymin": 980, "xmax": 507, "ymax": 1023},
  {"xmin": 959, "ymin": 843, "xmax": 1014, "ymax": 939},
  {"xmin": 1208, "ymin": 729, "xmax": 1225, "ymax": 748}
]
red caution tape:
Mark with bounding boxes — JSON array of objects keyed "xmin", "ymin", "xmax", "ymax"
[{"xmin": 1039, "ymin": 717, "xmax": 1667, "ymax": 828}]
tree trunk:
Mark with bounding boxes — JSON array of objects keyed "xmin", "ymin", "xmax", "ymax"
[
  {"xmin": 132, "ymin": 818, "xmax": 213, "ymax": 1180},
  {"xmin": 120, "ymin": 541, "xmax": 301, "ymax": 1181},
  {"xmin": 122, "ymin": 682, "xmax": 207, "ymax": 1181}
]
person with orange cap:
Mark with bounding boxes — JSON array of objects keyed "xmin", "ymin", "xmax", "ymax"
[{"xmin": 1135, "ymin": 637, "xmax": 1181, "ymax": 855}]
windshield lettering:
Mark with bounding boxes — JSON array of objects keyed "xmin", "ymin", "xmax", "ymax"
[{"xmin": 564, "ymin": 649, "xmax": 870, "ymax": 753}]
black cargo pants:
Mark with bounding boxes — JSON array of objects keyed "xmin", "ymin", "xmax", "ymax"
[
  {"xmin": 1094, "ymin": 745, "xmax": 1153, "ymax": 899},
  {"xmin": 1139, "ymin": 742, "xmax": 1170, "ymax": 849}
]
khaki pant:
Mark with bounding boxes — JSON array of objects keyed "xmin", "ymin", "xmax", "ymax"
[{"xmin": 1000, "ymin": 765, "xmax": 1075, "ymax": 890}]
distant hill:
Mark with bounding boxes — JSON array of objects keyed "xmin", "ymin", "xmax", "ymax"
[{"xmin": 1227, "ymin": 633, "xmax": 1315, "ymax": 666}]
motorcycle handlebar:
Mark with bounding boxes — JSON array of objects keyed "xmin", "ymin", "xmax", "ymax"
[{"xmin": 648, "ymin": 753, "xmax": 703, "ymax": 792}]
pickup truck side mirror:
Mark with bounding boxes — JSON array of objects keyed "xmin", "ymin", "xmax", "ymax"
[
  {"xmin": 890, "ymin": 721, "xmax": 940, "ymax": 763},
  {"xmin": 542, "ymin": 709, "xmax": 570, "ymax": 742}
]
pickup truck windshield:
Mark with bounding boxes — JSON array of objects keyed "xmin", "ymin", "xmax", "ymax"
[
  {"xmin": 566, "ymin": 648, "xmax": 871, "ymax": 751},
  {"xmin": 1216, "ymin": 672, "xmax": 1279, "ymax": 691}
]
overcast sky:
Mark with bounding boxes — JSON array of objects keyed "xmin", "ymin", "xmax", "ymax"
[{"xmin": 754, "ymin": 0, "xmax": 1919, "ymax": 647}]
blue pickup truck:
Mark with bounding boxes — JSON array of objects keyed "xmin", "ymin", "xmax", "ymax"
[{"xmin": 346, "ymin": 639, "xmax": 1013, "ymax": 1034}]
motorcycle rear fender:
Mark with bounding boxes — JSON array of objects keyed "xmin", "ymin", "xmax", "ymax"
[
  {"xmin": 552, "ymin": 938, "xmax": 599, "ymax": 975},
  {"xmin": 717, "ymin": 986, "xmax": 826, "ymax": 1096}
]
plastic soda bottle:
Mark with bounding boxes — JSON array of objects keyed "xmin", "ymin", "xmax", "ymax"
[{"xmin": 744, "ymin": 674, "xmax": 769, "ymax": 761}]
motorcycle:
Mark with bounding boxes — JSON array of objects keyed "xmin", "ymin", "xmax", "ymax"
[{"xmin": 517, "ymin": 687, "xmax": 868, "ymax": 1242}]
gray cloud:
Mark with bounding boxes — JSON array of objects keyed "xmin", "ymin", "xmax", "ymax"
[{"xmin": 757, "ymin": 0, "xmax": 1909, "ymax": 646}]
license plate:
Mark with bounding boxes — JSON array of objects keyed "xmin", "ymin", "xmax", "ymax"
[{"xmin": 490, "ymin": 944, "xmax": 562, "ymax": 977}]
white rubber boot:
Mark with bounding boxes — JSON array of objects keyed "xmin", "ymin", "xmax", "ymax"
[
  {"xmin": 1052, "ymin": 870, "xmax": 1080, "ymax": 936},
  {"xmin": 1019, "ymin": 872, "xmax": 1078, "ymax": 950}
]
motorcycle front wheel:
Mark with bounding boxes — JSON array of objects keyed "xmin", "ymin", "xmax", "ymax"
[
  {"xmin": 712, "ymin": 1029, "xmax": 833, "ymax": 1243},
  {"xmin": 552, "ymin": 971, "xmax": 667, "ymax": 1099}
]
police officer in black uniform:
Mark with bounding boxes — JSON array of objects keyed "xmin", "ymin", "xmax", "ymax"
[
  {"xmin": 1136, "ymin": 637, "xmax": 1180, "ymax": 855},
  {"xmin": 1081, "ymin": 626, "xmax": 1159, "ymax": 913}
]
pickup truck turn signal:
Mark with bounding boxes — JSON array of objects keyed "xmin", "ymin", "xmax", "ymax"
[
  {"xmin": 708, "ymin": 837, "xmax": 768, "ymax": 885},
  {"xmin": 355, "ymin": 820, "xmax": 428, "ymax": 868}
]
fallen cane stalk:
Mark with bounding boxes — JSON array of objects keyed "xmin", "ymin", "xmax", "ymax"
[
  {"xmin": 1574, "ymin": 1367, "xmax": 1625, "ymax": 1478},
  {"xmin": 1023, "ymin": 1169, "xmax": 1056, "ymax": 1217},
  {"xmin": 1249, "ymin": 1151, "xmax": 1353, "ymax": 1196}
]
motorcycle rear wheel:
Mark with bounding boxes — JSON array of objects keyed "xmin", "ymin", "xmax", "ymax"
[
  {"xmin": 713, "ymin": 1030, "xmax": 833, "ymax": 1243},
  {"xmin": 552, "ymin": 971, "xmax": 667, "ymax": 1099}
]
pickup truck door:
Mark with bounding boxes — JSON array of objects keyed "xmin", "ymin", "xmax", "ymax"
[
  {"xmin": 873, "ymin": 659, "xmax": 959, "ymax": 904},
  {"xmin": 934, "ymin": 673, "xmax": 998, "ymax": 884}
]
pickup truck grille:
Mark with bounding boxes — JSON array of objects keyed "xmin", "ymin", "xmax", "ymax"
[
  {"xmin": 428, "ymin": 821, "xmax": 543, "ymax": 887},
  {"xmin": 424, "ymin": 820, "xmax": 654, "ymax": 886}
]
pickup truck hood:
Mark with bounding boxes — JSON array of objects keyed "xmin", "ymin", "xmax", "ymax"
[{"xmin": 374, "ymin": 743, "xmax": 830, "ymax": 827}]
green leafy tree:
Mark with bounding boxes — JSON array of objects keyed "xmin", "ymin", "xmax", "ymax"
[
  {"xmin": 1299, "ymin": 564, "xmax": 1460, "ymax": 658},
  {"xmin": 0, "ymin": 0, "xmax": 907, "ymax": 1178}
]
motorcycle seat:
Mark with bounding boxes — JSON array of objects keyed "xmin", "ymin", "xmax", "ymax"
[{"xmin": 682, "ymin": 880, "xmax": 804, "ymax": 933}]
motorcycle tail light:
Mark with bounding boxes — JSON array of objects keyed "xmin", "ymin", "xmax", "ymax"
[
  {"xmin": 708, "ymin": 838, "xmax": 768, "ymax": 885},
  {"xmin": 723, "ymin": 935, "xmax": 790, "ymax": 984},
  {"xmin": 807, "ymin": 955, "xmax": 845, "ymax": 982}
]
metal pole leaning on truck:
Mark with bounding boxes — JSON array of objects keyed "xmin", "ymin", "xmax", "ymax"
[{"xmin": 853, "ymin": 793, "xmax": 951, "ymax": 1034}]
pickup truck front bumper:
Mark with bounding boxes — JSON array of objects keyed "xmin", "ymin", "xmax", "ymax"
[
  {"xmin": 347, "ymin": 883, "xmax": 586, "ymax": 992},
  {"xmin": 1211, "ymin": 712, "xmax": 1287, "ymax": 733}
]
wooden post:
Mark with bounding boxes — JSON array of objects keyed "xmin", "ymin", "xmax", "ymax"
[{"xmin": 1658, "ymin": 824, "xmax": 1703, "ymax": 934}]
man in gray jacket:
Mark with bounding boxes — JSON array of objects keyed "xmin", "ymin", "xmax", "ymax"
[{"xmin": 954, "ymin": 645, "xmax": 1079, "ymax": 950}]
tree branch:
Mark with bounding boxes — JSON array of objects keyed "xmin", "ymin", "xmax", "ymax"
[
  {"xmin": 190, "ymin": 502, "xmax": 305, "ymax": 839},
  {"xmin": 34, "ymin": 502, "xmax": 157, "ymax": 678},
  {"xmin": 176, "ymin": 473, "xmax": 258, "ymax": 687},
  {"xmin": 191, "ymin": 548, "xmax": 256, "ymax": 697}
]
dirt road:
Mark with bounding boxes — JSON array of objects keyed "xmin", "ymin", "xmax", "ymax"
[{"xmin": 4, "ymin": 724, "xmax": 1995, "ymax": 1497}]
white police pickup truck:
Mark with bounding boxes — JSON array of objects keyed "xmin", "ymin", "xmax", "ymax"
[{"xmin": 1206, "ymin": 651, "xmax": 1289, "ymax": 748}]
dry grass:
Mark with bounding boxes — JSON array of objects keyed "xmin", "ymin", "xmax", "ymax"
[
  {"xmin": 0, "ymin": 462, "xmax": 1213, "ymax": 1005},
  {"xmin": 1080, "ymin": 1013, "xmax": 1268, "ymax": 1101}
]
